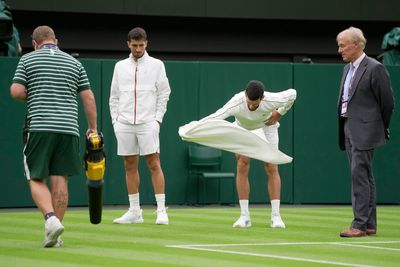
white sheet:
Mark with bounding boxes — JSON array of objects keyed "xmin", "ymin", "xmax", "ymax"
[{"xmin": 178, "ymin": 119, "xmax": 293, "ymax": 164}]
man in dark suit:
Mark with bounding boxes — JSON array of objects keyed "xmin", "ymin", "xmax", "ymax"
[{"xmin": 336, "ymin": 27, "xmax": 395, "ymax": 237}]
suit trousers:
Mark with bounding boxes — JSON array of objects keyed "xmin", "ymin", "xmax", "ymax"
[{"xmin": 344, "ymin": 119, "xmax": 376, "ymax": 231}]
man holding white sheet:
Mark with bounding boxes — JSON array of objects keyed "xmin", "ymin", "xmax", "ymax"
[{"xmin": 198, "ymin": 80, "xmax": 296, "ymax": 228}]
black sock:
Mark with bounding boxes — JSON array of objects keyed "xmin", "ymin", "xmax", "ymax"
[{"xmin": 44, "ymin": 212, "xmax": 56, "ymax": 220}]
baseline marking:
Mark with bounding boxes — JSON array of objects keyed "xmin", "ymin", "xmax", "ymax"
[
  {"xmin": 167, "ymin": 241, "xmax": 400, "ymax": 267},
  {"xmin": 334, "ymin": 242, "xmax": 400, "ymax": 252},
  {"xmin": 169, "ymin": 240, "xmax": 400, "ymax": 247}
]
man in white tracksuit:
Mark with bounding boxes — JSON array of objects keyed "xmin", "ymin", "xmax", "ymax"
[
  {"xmin": 201, "ymin": 80, "xmax": 296, "ymax": 228},
  {"xmin": 109, "ymin": 27, "xmax": 171, "ymax": 225}
]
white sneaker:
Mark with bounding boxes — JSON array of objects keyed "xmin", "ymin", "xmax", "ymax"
[
  {"xmin": 54, "ymin": 236, "xmax": 63, "ymax": 248},
  {"xmin": 113, "ymin": 209, "xmax": 144, "ymax": 224},
  {"xmin": 233, "ymin": 214, "xmax": 252, "ymax": 228},
  {"xmin": 155, "ymin": 209, "xmax": 169, "ymax": 225},
  {"xmin": 271, "ymin": 214, "xmax": 286, "ymax": 228},
  {"xmin": 43, "ymin": 216, "xmax": 64, "ymax": 248}
]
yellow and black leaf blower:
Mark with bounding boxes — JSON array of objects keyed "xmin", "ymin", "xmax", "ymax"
[{"xmin": 84, "ymin": 132, "xmax": 106, "ymax": 224}]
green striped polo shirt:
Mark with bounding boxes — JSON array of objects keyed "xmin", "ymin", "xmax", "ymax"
[{"xmin": 12, "ymin": 46, "xmax": 90, "ymax": 136}]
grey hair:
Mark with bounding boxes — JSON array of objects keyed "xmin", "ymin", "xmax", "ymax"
[{"xmin": 337, "ymin": 26, "xmax": 367, "ymax": 49}]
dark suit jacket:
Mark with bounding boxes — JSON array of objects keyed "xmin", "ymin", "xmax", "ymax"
[{"xmin": 337, "ymin": 56, "xmax": 395, "ymax": 151}]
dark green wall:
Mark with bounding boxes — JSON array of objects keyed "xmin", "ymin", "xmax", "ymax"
[
  {"xmin": 1, "ymin": 58, "xmax": 399, "ymax": 208},
  {"xmin": 0, "ymin": 57, "xmax": 32, "ymax": 206},
  {"xmin": 373, "ymin": 66, "xmax": 400, "ymax": 203},
  {"xmin": 292, "ymin": 64, "xmax": 350, "ymax": 203},
  {"xmin": 9, "ymin": 0, "xmax": 399, "ymax": 21}
]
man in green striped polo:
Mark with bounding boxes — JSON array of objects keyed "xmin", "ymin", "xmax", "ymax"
[{"xmin": 10, "ymin": 25, "xmax": 98, "ymax": 248}]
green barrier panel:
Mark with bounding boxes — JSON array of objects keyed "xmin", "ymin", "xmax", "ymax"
[
  {"xmin": 99, "ymin": 59, "xmax": 127, "ymax": 205},
  {"xmin": 373, "ymin": 66, "xmax": 400, "ymax": 203},
  {"xmin": 293, "ymin": 64, "xmax": 350, "ymax": 203},
  {"xmin": 162, "ymin": 61, "xmax": 201, "ymax": 204},
  {"xmin": 0, "ymin": 57, "xmax": 33, "ymax": 207}
]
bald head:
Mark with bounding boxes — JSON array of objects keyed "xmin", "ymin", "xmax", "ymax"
[{"xmin": 32, "ymin": 26, "xmax": 57, "ymax": 48}]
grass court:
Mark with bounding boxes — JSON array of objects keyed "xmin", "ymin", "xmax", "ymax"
[{"xmin": 1, "ymin": 205, "xmax": 399, "ymax": 267}]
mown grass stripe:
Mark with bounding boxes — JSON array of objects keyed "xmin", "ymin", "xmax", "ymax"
[{"xmin": 1, "ymin": 206, "xmax": 399, "ymax": 267}]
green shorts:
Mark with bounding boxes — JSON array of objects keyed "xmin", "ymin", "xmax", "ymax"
[{"xmin": 23, "ymin": 132, "xmax": 81, "ymax": 179}]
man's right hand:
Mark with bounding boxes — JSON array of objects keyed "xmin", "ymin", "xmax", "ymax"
[{"xmin": 86, "ymin": 128, "xmax": 97, "ymax": 136}]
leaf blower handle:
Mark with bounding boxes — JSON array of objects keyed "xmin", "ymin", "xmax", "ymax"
[{"xmin": 85, "ymin": 132, "xmax": 106, "ymax": 224}]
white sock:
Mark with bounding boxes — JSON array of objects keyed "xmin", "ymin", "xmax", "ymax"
[
  {"xmin": 155, "ymin": 194, "xmax": 166, "ymax": 211},
  {"xmin": 239, "ymin": 199, "xmax": 249, "ymax": 216},
  {"xmin": 271, "ymin": 199, "xmax": 280, "ymax": 216},
  {"xmin": 128, "ymin": 193, "xmax": 140, "ymax": 211}
]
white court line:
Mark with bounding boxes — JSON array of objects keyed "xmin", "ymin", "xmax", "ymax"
[
  {"xmin": 167, "ymin": 241, "xmax": 400, "ymax": 267},
  {"xmin": 169, "ymin": 240, "xmax": 400, "ymax": 247},
  {"xmin": 168, "ymin": 245, "xmax": 374, "ymax": 267},
  {"xmin": 334, "ymin": 242, "xmax": 400, "ymax": 252}
]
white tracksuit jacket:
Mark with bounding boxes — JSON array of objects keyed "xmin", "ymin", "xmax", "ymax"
[{"xmin": 109, "ymin": 52, "xmax": 171, "ymax": 125}]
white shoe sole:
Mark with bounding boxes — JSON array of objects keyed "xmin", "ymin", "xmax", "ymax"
[
  {"xmin": 113, "ymin": 218, "xmax": 144, "ymax": 224},
  {"xmin": 233, "ymin": 219, "xmax": 252, "ymax": 228},
  {"xmin": 54, "ymin": 238, "xmax": 63, "ymax": 248},
  {"xmin": 271, "ymin": 220, "xmax": 286, "ymax": 228},
  {"xmin": 233, "ymin": 223, "xmax": 252, "ymax": 228},
  {"xmin": 43, "ymin": 227, "xmax": 64, "ymax": 248}
]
